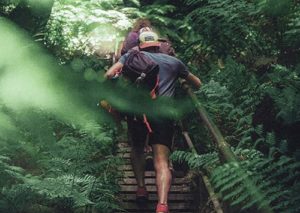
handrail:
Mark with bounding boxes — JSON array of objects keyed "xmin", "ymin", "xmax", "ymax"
[
  {"xmin": 180, "ymin": 79, "xmax": 236, "ymax": 162},
  {"xmin": 179, "ymin": 121, "xmax": 224, "ymax": 213},
  {"xmin": 179, "ymin": 79, "xmax": 274, "ymax": 213}
]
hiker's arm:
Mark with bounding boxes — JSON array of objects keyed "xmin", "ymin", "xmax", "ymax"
[
  {"xmin": 184, "ymin": 73, "xmax": 202, "ymax": 89},
  {"xmin": 104, "ymin": 62, "xmax": 123, "ymax": 79}
]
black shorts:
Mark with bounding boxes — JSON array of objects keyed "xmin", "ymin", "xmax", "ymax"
[{"xmin": 127, "ymin": 116, "xmax": 174, "ymax": 150}]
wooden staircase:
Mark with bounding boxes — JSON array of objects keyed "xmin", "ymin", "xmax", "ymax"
[{"xmin": 116, "ymin": 142, "xmax": 198, "ymax": 213}]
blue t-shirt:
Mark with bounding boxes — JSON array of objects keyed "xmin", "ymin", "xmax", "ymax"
[{"xmin": 119, "ymin": 51, "xmax": 189, "ymax": 97}]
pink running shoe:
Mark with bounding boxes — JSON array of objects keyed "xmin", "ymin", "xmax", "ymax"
[{"xmin": 156, "ymin": 203, "xmax": 169, "ymax": 213}]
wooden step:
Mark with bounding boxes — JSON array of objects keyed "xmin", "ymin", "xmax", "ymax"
[
  {"xmin": 119, "ymin": 193, "xmax": 194, "ymax": 201},
  {"xmin": 117, "ymin": 152, "xmax": 131, "ymax": 158},
  {"xmin": 118, "ymin": 164, "xmax": 155, "ymax": 171},
  {"xmin": 116, "ymin": 146, "xmax": 132, "ymax": 153},
  {"xmin": 120, "ymin": 201, "xmax": 196, "ymax": 210},
  {"xmin": 115, "ymin": 211, "xmax": 194, "ymax": 213},
  {"xmin": 116, "ymin": 158, "xmax": 154, "ymax": 165},
  {"xmin": 117, "ymin": 152, "xmax": 153, "ymax": 159},
  {"xmin": 119, "ymin": 177, "xmax": 191, "ymax": 185},
  {"xmin": 116, "ymin": 141, "xmax": 197, "ymax": 213},
  {"xmin": 117, "ymin": 142, "xmax": 130, "ymax": 148},
  {"xmin": 118, "ymin": 164, "xmax": 133, "ymax": 171},
  {"xmin": 122, "ymin": 171, "xmax": 185, "ymax": 178},
  {"xmin": 120, "ymin": 184, "xmax": 191, "ymax": 193}
]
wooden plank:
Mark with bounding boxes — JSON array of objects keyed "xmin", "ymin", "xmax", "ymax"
[
  {"xmin": 120, "ymin": 158, "xmax": 131, "ymax": 164},
  {"xmin": 117, "ymin": 165, "xmax": 154, "ymax": 172},
  {"xmin": 116, "ymin": 147, "xmax": 132, "ymax": 153},
  {"xmin": 117, "ymin": 162, "xmax": 154, "ymax": 167},
  {"xmin": 120, "ymin": 201, "xmax": 196, "ymax": 210},
  {"xmin": 117, "ymin": 147, "xmax": 154, "ymax": 155},
  {"xmin": 119, "ymin": 193, "xmax": 194, "ymax": 201},
  {"xmin": 120, "ymin": 184, "xmax": 191, "ymax": 193},
  {"xmin": 119, "ymin": 177, "xmax": 191, "ymax": 185},
  {"xmin": 117, "ymin": 152, "xmax": 153, "ymax": 158},
  {"xmin": 117, "ymin": 142, "xmax": 130, "ymax": 148},
  {"xmin": 116, "ymin": 140, "xmax": 198, "ymax": 213},
  {"xmin": 122, "ymin": 171, "xmax": 185, "ymax": 178},
  {"xmin": 117, "ymin": 164, "xmax": 133, "ymax": 171},
  {"xmin": 115, "ymin": 211, "xmax": 194, "ymax": 213},
  {"xmin": 117, "ymin": 152, "xmax": 131, "ymax": 158}
]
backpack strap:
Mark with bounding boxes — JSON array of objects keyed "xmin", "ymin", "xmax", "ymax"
[
  {"xmin": 143, "ymin": 114, "xmax": 153, "ymax": 133},
  {"xmin": 150, "ymin": 76, "xmax": 159, "ymax": 99},
  {"xmin": 143, "ymin": 76, "xmax": 159, "ymax": 133}
]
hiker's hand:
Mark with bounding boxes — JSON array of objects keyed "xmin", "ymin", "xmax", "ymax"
[
  {"xmin": 105, "ymin": 62, "xmax": 123, "ymax": 79},
  {"xmin": 104, "ymin": 71, "xmax": 115, "ymax": 79},
  {"xmin": 184, "ymin": 73, "xmax": 202, "ymax": 89},
  {"xmin": 99, "ymin": 100, "xmax": 111, "ymax": 111}
]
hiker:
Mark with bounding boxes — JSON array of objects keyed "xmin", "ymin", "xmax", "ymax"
[
  {"xmin": 121, "ymin": 24, "xmax": 175, "ymax": 155},
  {"xmin": 105, "ymin": 31, "xmax": 201, "ymax": 213},
  {"xmin": 120, "ymin": 18, "xmax": 152, "ymax": 55},
  {"xmin": 120, "ymin": 19, "xmax": 175, "ymax": 57}
]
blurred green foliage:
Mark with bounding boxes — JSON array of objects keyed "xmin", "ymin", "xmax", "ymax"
[
  {"xmin": 1, "ymin": 0, "xmax": 300, "ymax": 212},
  {"xmin": 45, "ymin": 0, "xmax": 132, "ymax": 60}
]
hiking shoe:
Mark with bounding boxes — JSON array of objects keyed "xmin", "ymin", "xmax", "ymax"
[
  {"xmin": 136, "ymin": 186, "xmax": 148, "ymax": 203},
  {"xmin": 156, "ymin": 203, "xmax": 169, "ymax": 213}
]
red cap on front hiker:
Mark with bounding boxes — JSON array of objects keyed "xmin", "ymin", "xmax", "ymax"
[{"xmin": 139, "ymin": 31, "xmax": 160, "ymax": 49}]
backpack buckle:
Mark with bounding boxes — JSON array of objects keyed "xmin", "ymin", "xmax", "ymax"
[{"xmin": 135, "ymin": 72, "xmax": 146, "ymax": 84}]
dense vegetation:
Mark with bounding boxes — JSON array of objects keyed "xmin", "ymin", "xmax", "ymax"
[{"xmin": 1, "ymin": 0, "xmax": 299, "ymax": 212}]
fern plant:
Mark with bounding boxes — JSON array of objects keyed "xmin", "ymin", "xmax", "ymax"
[
  {"xmin": 172, "ymin": 148, "xmax": 300, "ymax": 212},
  {"xmin": 284, "ymin": 7, "xmax": 300, "ymax": 47},
  {"xmin": 0, "ymin": 185, "xmax": 39, "ymax": 213},
  {"xmin": 0, "ymin": 155, "xmax": 25, "ymax": 187},
  {"xmin": 0, "ymin": 106, "xmax": 121, "ymax": 212},
  {"xmin": 183, "ymin": 0, "xmax": 270, "ymax": 58},
  {"xmin": 262, "ymin": 65, "xmax": 300, "ymax": 125}
]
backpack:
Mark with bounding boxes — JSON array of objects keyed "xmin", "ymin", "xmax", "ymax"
[
  {"xmin": 120, "ymin": 32, "xmax": 139, "ymax": 55},
  {"xmin": 122, "ymin": 49, "xmax": 159, "ymax": 98},
  {"xmin": 158, "ymin": 38, "xmax": 175, "ymax": 56},
  {"xmin": 121, "ymin": 49, "xmax": 160, "ymax": 133},
  {"xmin": 120, "ymin": 32, "xmax": 175, "ymax": 57}
]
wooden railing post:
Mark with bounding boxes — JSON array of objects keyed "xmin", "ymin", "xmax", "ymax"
[
  {"xmin": 179, "ymin": 80, "xmax": 274, "ymax": 213},
  {"xmin": 179, "ymin": 121, "xmax": 224, "ymax": 213},
  {"xmin": 180, "ymin": 80, "xmax": 236, "ymax": 162}
]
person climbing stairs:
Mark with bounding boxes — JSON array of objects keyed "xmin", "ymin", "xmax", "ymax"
[{"xmin": 115, "ymin": 141, "xmax": 198, "ymax": 213}]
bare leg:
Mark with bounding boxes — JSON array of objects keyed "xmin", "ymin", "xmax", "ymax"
[
  {"xmin": 127, "ymin": 120, "xmax": 147, "ymax": 190},
  {"xmin": 131, "ymin": 145, "xmax": 145, "ymax": 188},
  {"xmin": 152, "ymin": 144, "xmax": 172, "ymax": 206}
]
